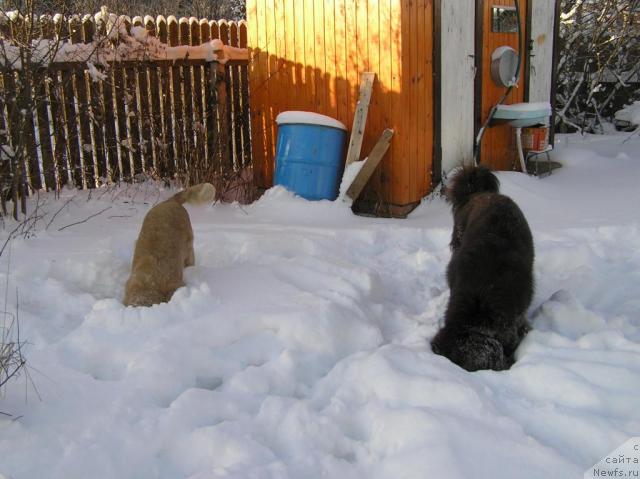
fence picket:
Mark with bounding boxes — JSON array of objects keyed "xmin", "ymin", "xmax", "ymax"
[
  {"xmin": 0, "ymin": 75, "xmax": 8, "ymax": 214},
  {"xmin": 59, "ymin": 66, "xmax": 83, "ymax": 188},
  {"xmin": 168, "ymin": 16, "xmax": 185, "ymax": 169},
  {"xmin": 200, "ymin": 18, "xmax": 210, "ymax": 42},
  {"xmin": 210, "ymin": 20, "xmax": 220, "ymax": 40},
  {"xmin": 137, "ymin": 62, "xmax": 153, "ymax": 173},
  {"xmin": 180, "ymin": 17, "xmax": 196, "ymax": 169},
  {"xmin": 190, "ymin": 18, "xmax": 206, "ymax": 169},
  {"xmin": 144, "ymin": 15, "xmax": 155, "ymax": 37},
  {"xmin": 47, "ymin": 70, "xmax": 70, "ymax": 188},
  {"xmin": 125, "ymin": 64, "xmax": 143, "ymax": 175},
  {"xmin": 216, "ymin": 64, "xmax": 232, "ymax": 172},
  {"xmin": 148, "ymin": 64, "xmax": 162, "ymax": 173},
  {"xmin": 156, "ymin": 15, "xmax": 175, "ymax": 176},
  {"xmin": 83, "ymin": 15, "xmax": 107, "ymax": 182},
  {"xmin": 113, "ymin": 62, "xmax": 130, "ymax": 180},
  {"xmin": 70, "ymin": 15, "xmax": 94, "ymax": 187},
  {"xmin": 3, "ymin": 71, "xmax": 19, "ymax": 217},
  {"xmin": 119, "ymin": 16, "xmax": 142, "ymax": 176},
  {"xmin": 20, "ymin": 75, "xmax": 43, "ymax": 192},
  {"xmin": 99, "ymin": 67, "xmax": 119, "ymax": 182},
  {"xmin": 34, "ymin": 70, "xmax": 56, "ymax": 190},
  {"xmin": 3, "ymin": 70, "xmax": 22, "ymax": 216},
  {"xmin": 206, "ymin": 63, "xmax": 221, "ymax": 173},
  {"xmin": 145, "ymin": 16, "xmax": 160, "ymax": 171},
  {"xmin": 40, "ymin": 14, "xmax": 55, "ymax": 39},
  {"xmin": 239, "ymin": 21, "xmax": 251, "ymax": 168},
  {"xmin": 229, "ymin": 21, "xmax": 243, "ymax": 168},
  {"xmin": 219, "ymin": 19, "xmax": 229, "ymax": 45}
]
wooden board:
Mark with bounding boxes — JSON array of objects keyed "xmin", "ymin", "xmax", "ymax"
[
  {"xmin": 346, "ymin": 128, "xmax": 394, "ymax": 200},
  {"xmin": 345, "ymin": 72, "xmax": 375, "ymax": 166}
]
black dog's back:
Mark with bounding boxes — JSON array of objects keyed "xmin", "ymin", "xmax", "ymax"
[{"xmin": 432, "ymin": 166, "xmax": 534, "ymax": 371}]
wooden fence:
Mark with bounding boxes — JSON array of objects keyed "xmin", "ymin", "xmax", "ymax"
[
  {"xmin": 0, "ymin": 14, "xmax": 250, "ymax": 217},
  {"xmin": 247, "ymin": 0, "xmax": 434, "ymax": 214}
]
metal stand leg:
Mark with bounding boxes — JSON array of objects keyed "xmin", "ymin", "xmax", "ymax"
[
  {"xmin": 515, "ymin": 127, "xmax": 527, "ymax": 173},
  {"xmin": 525, "ymin": 148, "xmax": 554, "ymax": 177}
]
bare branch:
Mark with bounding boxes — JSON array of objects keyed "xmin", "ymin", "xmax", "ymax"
[{"xmin": 57, "ymin": 205, "xmax": 111, "ymax": 231}]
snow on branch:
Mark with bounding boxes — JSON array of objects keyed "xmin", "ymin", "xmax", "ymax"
[{"xmin": 555, "ymin": 0, "xmax": 640, "ymax": 133}]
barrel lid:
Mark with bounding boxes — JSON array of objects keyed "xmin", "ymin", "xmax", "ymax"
[{"xmin": 276, "ymin": 111, "xmax": 347, "ymax": 131}]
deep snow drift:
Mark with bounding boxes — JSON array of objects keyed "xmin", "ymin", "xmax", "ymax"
[{"xmin": 1, "ymin": 133, "xmax": 639, "ymax": 478}]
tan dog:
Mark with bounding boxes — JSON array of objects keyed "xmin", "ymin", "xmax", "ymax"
[{"xmin": 123, "ymin": 183, "xmax": 216, "ymax": 307}]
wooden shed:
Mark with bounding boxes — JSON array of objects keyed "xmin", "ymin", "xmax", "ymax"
[{"xmin": 247, "ymin": 0, "xmax": 560, "ymax": 216}]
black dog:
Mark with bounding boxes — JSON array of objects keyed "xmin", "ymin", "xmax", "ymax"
[{"xmin": 431, "ymin": 166, "xmax": 534, "ymax": 371}]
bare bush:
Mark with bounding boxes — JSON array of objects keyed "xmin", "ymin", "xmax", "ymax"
[
  {"xmin": 0, "ymin": 310, "xmax": 26, "ymax": 393},
  {"xmin": 556, "ymin": 0, "xmax": 640, "ymax": 133}
]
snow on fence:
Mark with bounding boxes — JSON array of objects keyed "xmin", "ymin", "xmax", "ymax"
[{"xmin": 0, "ymin": 13, "xmax": 250, "ymax": 216}]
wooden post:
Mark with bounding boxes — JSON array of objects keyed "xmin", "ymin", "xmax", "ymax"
[
  {"xmin": 100, "ymin": 65, "xmax": 119, "ymax": 182},
  {"xmin": 137, "ymin": 62, "xmax": 153, "ymax": 174},
  {"xmin": 20, "ymin": 72, "xmax": 43, "ymax": 192},
  {"xmin": 157, "ymin": 16, "xmax": 175, "ymax": 178},
  {"xmin": 229, "ymin": 21, "xmax": 242, "ymax": 169},
  {"xmin": 190, "ymin": 18, "xmax": 205, "ymax": 169},
  {"xmin": 180, "ymin": 17, "xmax": 195, "ymax": 171},
  {"xmin": 113, "ymin": 61, "xmax": 130, "ymax": 180},
  {"xmin": 71, "ymin": 15, "xmax": 94, "ymax": 188},
  {"xmin": 200, "ymin": 19, "xmax": 212, "ymax": 161},
  {"xmin": 206, "ymin": 63, "xmax": 220, "ymax": 173},
  {"xmin": 216, "ymin": 63, "xmax": 232, "ymax": 172},
  {"xmin": 3, "ymin": 71, "xmax": 23, "ymax": 218},
  {"xmin": 239, "ymin": 21, "xmax": 252, "ymax": 168},
  {"xmin": 0, "ymin": 74, "xmax": 9, "ymax": 215},
  {"xmin": 34, "ymin": 70, "xmax": 56, "ymax": 190},
  {"xmin": 168, "ymin": 16, "xmax": 184, "ymax": 171},
  {"xmin": 83, "ymin": 15, "xmax": 107, "ymax": 184},
  {"xmin": 47, "ymin": 69, "xmax": 70, "ymax": 189}
]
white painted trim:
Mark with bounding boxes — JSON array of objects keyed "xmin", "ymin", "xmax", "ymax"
[
  {"xmin": 440, "ymin": 0, "xmax": 475, "ymax": 175},
  {"xmin": 528, "ymin": 0, "xmax": 556, "ymax": 104}
]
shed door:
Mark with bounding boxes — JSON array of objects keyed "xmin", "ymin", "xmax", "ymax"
[{"xmin": 476, "ymin": 0, "xmax": 528, "ymax": 170}]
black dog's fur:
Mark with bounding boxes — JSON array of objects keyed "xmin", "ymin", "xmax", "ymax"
[{"xmin": 431, "ymin": 166, "xmax": 534, "ymax": 371}]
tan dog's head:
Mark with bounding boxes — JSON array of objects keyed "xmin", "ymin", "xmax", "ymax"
[
  {"xmin": 123, "ymin": 256, "xmax": 170, "ymax": 307},
  {"xmin": 172, "ymin": 183, "xmax": 216, "ymax": 205}
]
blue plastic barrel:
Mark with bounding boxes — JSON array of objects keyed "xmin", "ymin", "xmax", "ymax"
[{"xmin": 274, "ymin": 111, "xmax": 347, "ymax": 201}]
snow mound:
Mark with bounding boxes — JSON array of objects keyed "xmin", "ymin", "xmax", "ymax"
[
  {"xmin": 1, "ymin": 133, "xmax": 640, "ymax": 478},
  {"xmin": 615, "ymin": 101, "xmax": 640, "ymax": 127}
]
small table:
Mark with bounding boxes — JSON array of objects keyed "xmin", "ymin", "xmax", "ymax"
[
  {"xmin": 513, "ymin": 126, "xmax": 553, "ymax": 176},
  {"xmin": 525, "ymin": 146, "xmax": 554, "ymax": 177}
]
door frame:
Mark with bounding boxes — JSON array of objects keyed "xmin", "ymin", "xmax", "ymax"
[{"xmin": 473, "ymin": 0, "xmax": 531, "ymax": 166}]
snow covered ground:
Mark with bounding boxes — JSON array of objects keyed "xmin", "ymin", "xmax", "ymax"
[{"xmin": 1, "ymin": 132, "xmax": 639, "ymax": 478}]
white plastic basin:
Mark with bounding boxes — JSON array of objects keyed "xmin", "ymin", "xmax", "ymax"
[{"xmin": 492, "ymin": 102, "xmax": 552, "ymax": 127}]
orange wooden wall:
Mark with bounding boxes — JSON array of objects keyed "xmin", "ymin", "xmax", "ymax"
[
  {"xmin": 479, "ymin": 0, "xmax": 528, "ymax": 170},
  {"xmin": 247, "ymin": 0, "xmax": 434, "ymax": 208}
]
